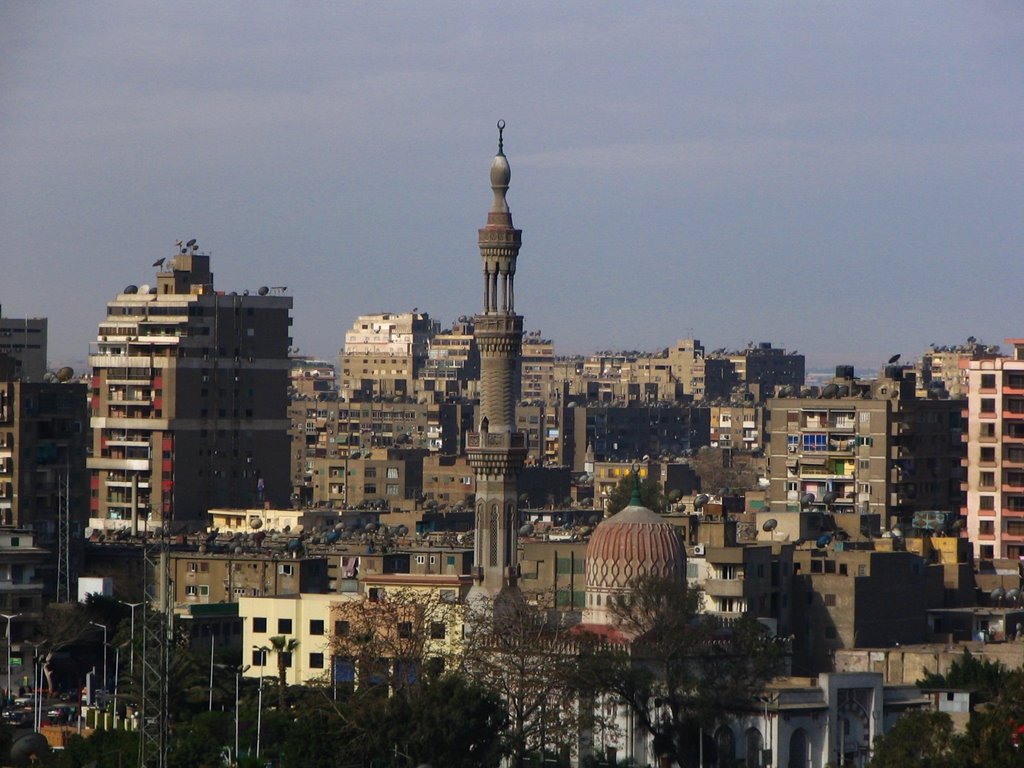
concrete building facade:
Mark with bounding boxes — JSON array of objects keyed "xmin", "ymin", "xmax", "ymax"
[{"xmin": 88, "ymin": 246, "xmax": 293, "ymax": 528}]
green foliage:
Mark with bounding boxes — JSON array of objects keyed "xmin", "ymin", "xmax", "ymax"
[
  {"xmin": 42, "ymin": 728, "xmax": 136, "ymax": 768},
  {"xmin": 605, "ymin": 474, "xmax": 666, "ymax": 517},
  {"xmin": 917, "ymin": 649, "xmax": 1006, "ymax": 702},
  {"xmin": 869, "ymin": 710, "xmax": 957, "ymax": 768}
]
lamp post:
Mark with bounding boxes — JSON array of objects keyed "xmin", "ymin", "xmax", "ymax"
[
  {"xmin": 235, "ymin": 664, "xmax": 250, "ymax": 763},
  {"xmin": 253, "ymin": 646, "xmax": 269, "ymax": 758},
  {"xmin": 119, "ymin": 601, "xmax": 144, "ymax": 677},
  {"xmin": 89, "ymin": 622, "xmax": 108, "ymax": 693},
  {"xmin": 1, "ymin": 613, "xmax": 19, "ymax": 706},
  {"xmin": 25, "ymin": 640, "xmax": 44, "ymax": 730}
]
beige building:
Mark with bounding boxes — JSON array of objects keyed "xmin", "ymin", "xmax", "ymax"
[
  {"xmin": 241, "ymin": 592, "xmax": 356, "ymax": 685},
  {"xmin": 767, "ymin": 366, "xmax": 964, "ymax": 524},
  {"xmin": 171, "ymin": 550, "xmax": 329, "ymax": 605},
  {"xmin": 312, "ymin": 447, "xmax": 426, "ymax": 510},
  {"xmin": 963, "ymin": 339, "xmax": 1024, "ymax": 560},
  {"xmin": 521, "ymin": 333, "xmax": 556, "ymax": 402},
  {"xmin": 339, "ymin": 312, "xmax": 438, "ymax": 400},
  {"xmin": 88, "ymin": 245, "xmax": 293, "ymax": 528}
]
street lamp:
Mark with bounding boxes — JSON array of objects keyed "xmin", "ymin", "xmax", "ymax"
[
  {"xmin": 253, "ymin": 645, "xmax": 269, "ymax": 758},
  {"xmin": 235, "ymin": 664, "xmax": 250, "ymax": 763},
  {"xmin": 90, "ymin": 622, "xmax": 108, "ymax": 694},
  {"xmin": 119, "ymin": 601, "xmax": 144, "ymax": 677},
  {"xmin": 1, "ymin": 613, "xmax": 19, "ymax": 706}
]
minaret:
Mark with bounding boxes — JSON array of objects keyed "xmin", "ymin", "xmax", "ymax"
[{"xmin": 468, "ymin": 121, "xmax": 528, "ymax": 596}]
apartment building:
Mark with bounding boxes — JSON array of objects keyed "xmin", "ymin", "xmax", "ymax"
[
  {"xmin": 312, "ymin": 447, "xmax": 427, "ymax": 510},
  {"xmin": 725, "ymin": 342, "xmax": 805, "ymax": 402},
  {"xmin": 709, "ymin": 402, "xmax": 764, "ymax": 453},
  {"xmin": 0, "ymin": 308, "xmax": 47, "ymax": 382},
  {"xmin": 339, "ymin": 312, "xmax": 438, "ymax": 400},
  {"xmin": 915, "ymin": 340, "xmax": 1002, "ymax": 400},
  {"xmin": 521, "ymin": 333, "xmax": 556, "ymax": 402},
  {"xmin": 419, "ymin": 318, "xmax": 479, "ymax": 399},
  {"xmin": 963, "ymin": 340, "xmax": 1024, "ymax": 560},
  {"xmin": 171, "ymin": 550, "xmax": 329, "ymax": 605},
  {"xmin": 241, "ymin": 592, "xmax": 354, "ymax": 685},
  {"xmin": 0, "ymin": 377, "xmax": 88, "ymax": 533},
  {"xmin": 766, "ymin": 366, "xmax": 964, "ymax": 524},
  {"xmin": 88, "ymin": 245, "xmax": 293, "ymax": 528}
]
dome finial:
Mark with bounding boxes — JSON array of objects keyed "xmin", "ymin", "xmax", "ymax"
[
  {"xmin": 497, "ymin": 119, "xmax": 506, "ymax": 157},
  {"xmin": 629, "ymin": 462, "xmax": 643, "ymax": 507}
]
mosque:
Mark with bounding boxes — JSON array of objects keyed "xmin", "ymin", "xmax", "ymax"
[{"xmin": 467, "ymin": 125, "xmax": 928, "ymax": 768}]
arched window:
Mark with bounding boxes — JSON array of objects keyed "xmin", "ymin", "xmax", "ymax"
[
  {"xmin": 745, "ymin": 727, "xmax": 763, "ymax": 767},
  {"xmin": 714, "ymin": 726, "xmax": 735, "ymax": 768},
  {"xmin": 788, "ymin": 728, "xmax": 808, "ymax": 768}
]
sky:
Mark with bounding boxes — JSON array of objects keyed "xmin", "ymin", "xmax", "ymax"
[{"xmin": 1, "ymin": 2, "xmax": 1022, "ymax": 374}]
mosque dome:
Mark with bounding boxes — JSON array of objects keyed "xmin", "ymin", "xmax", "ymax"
[{"xmin": 582, "ymin": 487, "xmax": 685, "ymax": 626}]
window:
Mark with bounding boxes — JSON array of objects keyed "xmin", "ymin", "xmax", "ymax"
[
  {"xmin": 981, "ymin": 373, "xmax": 996, "ymax": 389},
  {"xmin": 309, "ymin": 652, "xmax": 324, "ymax": 669},
  {"xmin": 253, "ymin": 617, "xmax": 267, "ymax": 633},
  {"xmin": 439, "ymin": 589, "xmax": 456, "ymax": 604},
  {"xmin": 980, "ymin": 471, "xmax": 996, "ymax": 489},
  {"xmin": 185, "ymin": 585, "xmax": 197, "ymax": 596},
  {"xmin": 253, "ymin": 648, "xmax": 267, "ymax": 666},
  {"xmin": 398, "ymin": 622, "xmax": 412, "ymax": 639},
  {"xmin": 980, "ymin": 495, "xmax": 995, "ymax": 511},
  {"xmin": 802, "ymin": 433, "xmax": 827, "ymax": 452},
  {"xmin": 824, "ymin": 594, "xmax": 837, "ymax": 607},
  {"xmin": 981, "ymin": 422, "xmax": 996, "ymax": 438},
  {"xmin": 365, "ymin": 484, "xmax": 377, "ymax": 495},
  {"xmin": 279, "ymin": 564, "xmax": 294, "ymax": 576},
  {"xmin": 415, "ymin": 555, "xmax": 425, "ymax": 565},
  {"xmin": 188, "ymin": 562, "xmax": 198, "ymax": 573},
  {"xmin": 278, "ymin": 618, "xmax": 293, "ymax": 634},
  {"xmin": 281, "ymin": 652, "xmax": 293, "ymax": 668},
  {"xmin": 386, "ymin": 484, "xmax": 400, "ymax": 496},
  {"xmin": 335, "ymin": 620, "xmax": 350, "ymax": 637},
  {"xmin": 309, "ymin": 619, "xmax": 324, "ymax": 636},
  {"xmin": 386, "ymin": 467, "xmax": 399, "ymax": 479},
  {"xmin": 979, "ymin": 520, "xmax": 995, "ymax": 536},
  {"xmin": 198, "ymin": 585, "xmax": 209, "ymax": 596},
  {"xmin": 430, "ymin": 621, "xmax": 446, "ymax": 640},
  {"xmin": 981, "ymin": 398, "xmax": 996, "ymax": 414},
  {"xmin": 364, "ymin": 467, "xmax": 377, "ymax": 478},
  {"xmin": 981, "ymin": 446, "xmax": 996, "ymax": 462}
]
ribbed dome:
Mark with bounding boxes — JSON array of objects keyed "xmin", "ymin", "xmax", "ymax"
[{"xmin": 583, "ymin": 500, "xmax": 685, "ymax": 626}]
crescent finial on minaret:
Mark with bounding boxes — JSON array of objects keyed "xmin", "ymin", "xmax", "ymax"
[{"xmin": 497, "ymin": 119, "xmax": 505, "ymax": 156}]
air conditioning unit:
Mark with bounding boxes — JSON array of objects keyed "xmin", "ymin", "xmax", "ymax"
[{"xmin": 693, "ymin": 544, "xmax": 706, "ymax": 556}]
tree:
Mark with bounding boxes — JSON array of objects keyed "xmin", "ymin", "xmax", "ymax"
[
  {"xmin": 869, "ymin": 710, "xmax": 957, "ymax": 768},
  {"xmin": 268, "ymin": 634, "xmax": 299, "ymax": 710},
  {"xmin": 690, "ymin": 446, "xmax": 759, "ymax": 494},
  {"xmin": 576, "ymin": 574, "xmax": 786, "ymax": 768},
  {"xmin": 605, "ymin": 475, "xmax": 665, "ymax": 517},
  {"xmin": 918, "ymin": 649, "xmax": 1006, "ymax": 703},
  {"xmin": 460, "ymin": 593, "xmax": 589, "ymax": 768},
  {"xmin": 329, "ymin": 587, "xmax": 462, "ymax": 700}
]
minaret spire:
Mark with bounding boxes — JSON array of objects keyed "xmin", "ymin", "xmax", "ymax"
[{"xmin": 468, "ymin": 121, "xmax": 527, "ymax": 598}]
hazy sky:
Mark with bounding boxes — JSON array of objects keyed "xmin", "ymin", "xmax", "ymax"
[{"xmin": 2, "ymin": 3, "xmax": 1022, "ymax": 373}]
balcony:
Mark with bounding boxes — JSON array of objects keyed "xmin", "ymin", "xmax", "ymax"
[{"xmin": 705, "ymin": 578, "xmax": 745, "ymax": 598}]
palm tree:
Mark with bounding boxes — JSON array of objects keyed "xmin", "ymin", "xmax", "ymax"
[{"xmin": 268, "ymin": 635, "xmax": 299, "ymax": 709}]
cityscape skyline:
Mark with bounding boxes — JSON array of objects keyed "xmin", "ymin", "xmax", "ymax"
[{"xmin": 2, "ymin": 3, "xmax": 1022, "ymax": 373}]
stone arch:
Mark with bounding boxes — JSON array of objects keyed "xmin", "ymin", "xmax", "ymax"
[
  {"xmin": 714, "ymin": 725, "xmax": 735, "ymax": 768},
  {"xmin": 745, "ymin": 727, "xmax": 763, "ymax": 767}
]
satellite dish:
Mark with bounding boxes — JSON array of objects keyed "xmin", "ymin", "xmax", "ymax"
[
  {"xmin": 139, "ymin": 284, "xmax": 151, "ymax": 295},
  {"xmin": 888, "ymin": 353, "xmax": 901, "ymax": 364},
  {"xmin": 249, "ymin": 517, "xmax": 263, "ymax": 530},
  {"xmin": 258, "ymin": 286, "xmax": 270, "ymax": 296},
  {"xmin": 822, "ymin": 491, "xmax": 838, "ymax": 505},
  {"xmin": 801, "ymin": 492, "xmax": 816, "ymax": 508},
  {"xmin": 816, "ymin": 534, "xmax": 833, "ymax": 548},
  {"xmin": 757, "ymin": 477, "xmax": 770, "ymax": 489},
  {"xmin": 762, "ymin": 518, "xmax": 778, "ymax": 532},
  {"xmin": 187, "ymin": 238, "xmax": 197, "ymax": 247},
  {"xmin": 991, "ymin": 587, "xmax": 1006, "ymax": 602},
  {"xmin": 892, "ymin": 527, "xmax": 903, "ymax": 538},
  {"xmin": 1007, "ymin": 588, "xmax": 1021, "ymax": 603},
  {"xmin": 124, "ymin": 285, "xmax": 138, "ymax": 294},
  {"xmin": 10, "ymin": 732, "xmax": 50, "ymax": 761},
  {"xmin": 518, "ymin": 523, "xmax": 534, "ymax": 536},
  {"xmin": 694, "ymin": 494, "xmax": 710, "ymax": 510},
  {"xmin": 56, "ymin": 366, "xmax": 74, "ymax": 382}
]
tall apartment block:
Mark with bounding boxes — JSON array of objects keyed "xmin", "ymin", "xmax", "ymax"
[
  {"xmin": 0, "ymin": 307, "xmax": 47, "ymax": 382},
  {"xmin": 963, "ymin": 340, "xmax": 1024, "ymax": 560},
  {"xmin": 767, "ymin": 366, "xmax": 964, "ymax": 524},
  {"xmin": 88, "ymin": 244, "xmax": 292, "ymax": 529},
  {"xmin": 338, "ymin": 312, "xmax": 438, "ymax": 400}
]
